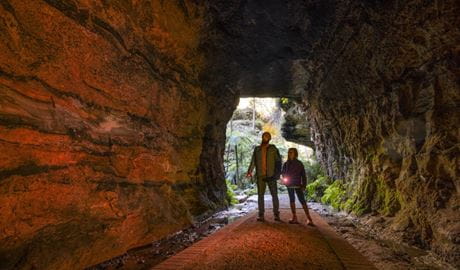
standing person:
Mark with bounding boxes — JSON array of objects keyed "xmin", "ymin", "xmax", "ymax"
[
  {"xmin": 281, "ymin": 148, "xmax": 314, "ymax": 226},
  {"xmin": 246, "ymin": 132, "xmax": 282, "ymax": 222}
]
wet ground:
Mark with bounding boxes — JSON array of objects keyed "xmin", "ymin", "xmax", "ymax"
[{"xmin": 88, "ymin": 194, "xmax": 456, "ymax": 270}]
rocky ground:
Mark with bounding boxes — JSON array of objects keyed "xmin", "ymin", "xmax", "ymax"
[
  {"xmin": 310, "ymin": 203, "xmax": 457, "ymax": 270},
  {"xmin": 88, "ymin": 194, "xmax": 456, "ymax": 270}
]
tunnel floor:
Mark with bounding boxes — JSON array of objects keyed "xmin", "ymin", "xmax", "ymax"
[{"xmin": 153, "ymin": 195, "xmax": 376, "ymax": 270}]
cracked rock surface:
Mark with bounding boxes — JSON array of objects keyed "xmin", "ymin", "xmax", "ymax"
[{"xmin": 0, "ymin": 0, "xmax": 458, "ymax": 269}]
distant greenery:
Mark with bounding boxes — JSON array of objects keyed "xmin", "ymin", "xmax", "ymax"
[
  {"xmin": 225, "ymin": 129, "xmax": 257, "ymax": 189},
  {"xmin": 226, "ymin": 179, "xmax": 239, "ymax": 205},
  {"xmin": 225, "ymin": 98, "xmax": 314, "ymax": 195}
]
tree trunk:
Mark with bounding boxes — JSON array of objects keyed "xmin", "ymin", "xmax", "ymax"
[
  {"xmin": 235, "ymin": 144, "xmax": 239, "ymax": 186},
  {"xmin": 224, "ymin": 117, "xmax": 233, "ymax": 176},
  {"xmin": 252, "ymin": 97, "xmax": 256, "ymax": 131}
]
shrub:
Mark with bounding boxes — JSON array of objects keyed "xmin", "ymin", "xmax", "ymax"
[
  {"xmin": 321, "ymin": 180, "xmax": 346, "ymax": 210},
  {"xmin": 306, "ymin": 175, "xmax": 330, "ymax": 202},
  {"xmin": 244, "ymin": 186, "xmax": 258, "ymax": 196},
  {"xmin": 226, "ymin": 179, "xmax": 239, "ymax": 205}
]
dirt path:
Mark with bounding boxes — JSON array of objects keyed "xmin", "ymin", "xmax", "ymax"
[
  {"xmin": 88, "ymin": 193, "xmax": 453, "ymax": 269},
  {"xmin": 153, "ymin": 195, "xmax": 375, "ymax": 270}
]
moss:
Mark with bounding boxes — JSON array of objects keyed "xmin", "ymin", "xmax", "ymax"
[
  {"xmin": 351, "ymin": 201, "xmax": 370, "ymax": 216},
  {"xmin": 344, "ymin": 177, "xmax": 375, "ymax": 216},
  {"xmin": 374, "ymin": 177, "xmax": 400, "ymax": 216},
  {"xmin": 342, "ymin": 198, "xmax": 355, "ymax": 212},
  {"xmin": 338, "ymin": 175, "xmax": 401, "ymax": 217}
]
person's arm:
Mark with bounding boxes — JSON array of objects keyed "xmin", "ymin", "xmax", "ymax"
[
  {"xmin": 275, "ymin": 147, "xmax": 281, "ymax": 164},
  {"xmin": 281, "ymin": 162, "xmax": 286, "ymax": 175},
  {"xmin": 300, "ymin": 163, "xmax": 307, "ymax": 188},
  {"xmin": 246, "ymin": 148, "xmax": 256, "ymax": 177},
  {"xmin": 274, "ymin": 146, "xmax": 282, "ymax": 179}
]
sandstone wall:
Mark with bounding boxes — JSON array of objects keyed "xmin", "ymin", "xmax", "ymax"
[{"xmin": 0, "ymin": 1, "xmax": 235, "ymax": 269}]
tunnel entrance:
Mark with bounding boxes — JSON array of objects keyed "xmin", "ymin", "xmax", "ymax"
[{"xmin": 223, "ymin": 97, "xmax": 315, "ymax": 202}]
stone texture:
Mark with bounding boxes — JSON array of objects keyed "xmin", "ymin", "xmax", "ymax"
[
  {"xmin": 0, "ymin": 0, "xmax": 236, "ymax": 269},
  {"xmin": 210, "ymin": 0, "xmax": 459, "ymax": 266},
  {"xmin": 280, "ymin": 98, "xmax": 314, "ymax": 148},
  {"xmin": 296, "ymin": 0, "xmax": 460, "ymax": 266},
  {"xmin": 0, "ymin": 0, "xmax": 459, "ymax": 269}
]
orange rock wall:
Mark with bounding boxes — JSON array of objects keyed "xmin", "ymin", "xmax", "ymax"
[{"xmin": 0, "ymin": 1, "xmax": 234, "ymax": 269}]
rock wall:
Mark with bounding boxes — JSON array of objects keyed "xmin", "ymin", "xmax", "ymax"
[
  {"xmin": 250, "ymin": 0, "xmax": 459, "ymax": 265},
  {"xmin": 280, "ymin": 98, "xmax": 314, "ymax": 149},
  {"xmin": 297, "ymin": 0, "xmax": 459, "ymax": 265},
  {"xmin": 1, "ymin": 0, "xmax": 459, "ymax": 268},
  {"xmin": 0, "ymin": 0, "xmax": 236, "ymax": 269}
]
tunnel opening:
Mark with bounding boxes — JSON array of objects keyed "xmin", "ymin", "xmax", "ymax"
[{"xmin": 223, "ymin": 97, "xmax": 315, "ymax": 203}]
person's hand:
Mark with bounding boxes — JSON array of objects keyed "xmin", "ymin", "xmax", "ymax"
[{"xmin": 246, "ymin": 172, "xmax": 252, "ymax": 178}]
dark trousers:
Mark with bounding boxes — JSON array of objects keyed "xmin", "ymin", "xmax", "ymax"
[
  {"xmin": 257, "ymin": 177, "xmax": 280, "ymax": 217},
  {"xmin": 287, "ymin": 187, "xmax": 306, "ymax": 204}
]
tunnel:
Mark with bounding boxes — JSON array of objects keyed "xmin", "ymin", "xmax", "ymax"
[{"xmin": 0, "ymin": 0, "xmax": 459, "ymax": 269}]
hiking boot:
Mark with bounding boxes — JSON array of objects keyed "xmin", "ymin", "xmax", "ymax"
[
  {"xmin": 257, "ymin": 216, "xmax": 265, "ymax": 222},
  {"xmin": 289, "ymin": 218, "xmax": 299, "ymax": 224},
  {"xmin": 274, "ymin": 215, "xmax": 281, "ymax": 222}
]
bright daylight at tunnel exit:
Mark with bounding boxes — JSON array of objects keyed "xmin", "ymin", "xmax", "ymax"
[{"xmin": 0, "ymin": 0, "xmax": 458, "ymax": 269}]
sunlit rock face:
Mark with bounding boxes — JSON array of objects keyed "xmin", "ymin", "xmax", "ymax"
[
  {"xmin": 0, "ymin": 1, "xmax": 236, "ymax": 269},
  {"xmin": 280, "ymin": 99, "xmax": 314, "ymax": 149}
]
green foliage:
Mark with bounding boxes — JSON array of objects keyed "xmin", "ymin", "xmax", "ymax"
[
  {"xmin": 226, "ymin": 179, "xmax": 239, "ymax": 205},
  {"xmin": 243, "ymin": 185, "xmax": 258, "ymax": 196},
  {"xmin": 225, "ymin": 129, "xmax": 257, "ymax": 188},
  {"xmin": 304, "ymin": 159, "xmax": 328, "ymax": 202},
  {"xmin": 304, "ymin": 160, "xmax": 325, "ymax": 180},
  {"xmin": 279, "ymin": 97, "xmax": 297, "ymax": 111},
  {"xmin": 225, "ymin": 98, "xmax": 315, "ymax": 192},
  {"xmin": 306, "ymin": 175, "xmax": 330, "ymax": 202},
  {"xmin": 321, "ymin": 180, "xmax": 346, "ymax": 210},
  {"xmin": 374, "ymin": 178, "xmax": 400, "ymax": 216}
]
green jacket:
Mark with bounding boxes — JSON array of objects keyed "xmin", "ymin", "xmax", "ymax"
[{"xmin": 247, "ymin": 144, "xmax": 281, "ymax": 179}]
